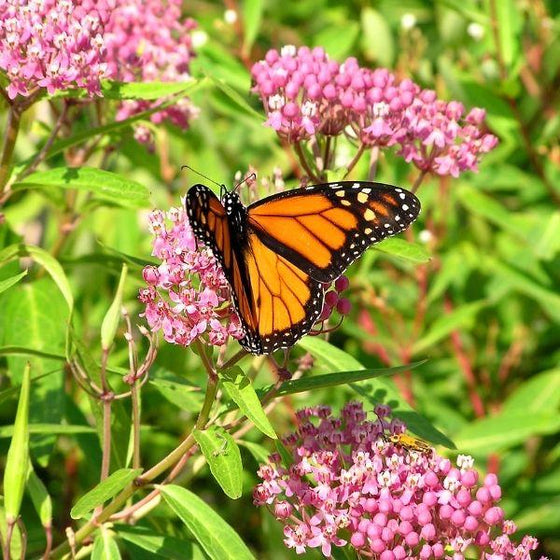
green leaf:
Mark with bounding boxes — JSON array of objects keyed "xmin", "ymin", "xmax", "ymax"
[
  {"xmin": 92, "ymin": 528, "xmax": 122, "ymax": 560},
  {"xmin": 265, "ymin": 363, "xmax": 425, "ymax": 398},
  {"xmin": 101, "ymin": 80, "xmax": 197, "ymax": 100},
  {"xmin": 101, "ymin": 264, "xmax": 127, "ymax": 350},
  {"xmin": 0, "ymin": 279, "xmax": 69, "ymax": 463},
  {"xmin": 239, "ymin": 440, "xmax": 271, "ymax": 464},
  {"xmin": 221, "ymin": 367, "xmax": 276, "ymax": 438},
  {"xmin": 3, "ymin": 363, "xmax": 30, "ymax": 521},
  {"xmin": 361, "ymin": 7, "xmax": 394, "ymax": 67},
  {"xmin": 70, "ymin": 468, "xmax": 142, "ymax": 519},
  {"xmin": 493, "ymin": 0, "xmax": 521, "ymax": 70},
  {"xmin": 160, "ymin": 485, "xmax": 256, "ymax": 560},
  {"xmin": 241, "ymin": 0, "xmax": 263, "ymax": 56},
  {"xmin": 0, "ymin": 424, "xmax": 95, "ymax": 438},
  {"xmin": 0, "ymin": 270, "xmax": 27, "ymax": 294},
  {"xmin": 0, "ymin": 244, "xmax": 73, "ymax": 311},
  {"xmin": 149, "ymin": 376, "xmax": 203, "ymax": 412},
  {"xmin": 454, "ymin": 411, "xmax": 560, "ymax": 454},
  {"xmin": 313, "ymin": 23, "xmax": 360, "ymax": 60},
  {"xmin": 298, "ymin": 337, "xmax": 363, "ymax": 370},
  {"xmin": 117, "ymin": 525, "xmax": 198, "ymax": 560},
  {"xmin": 0, "ymin": 346, "xmax": 66, "ymax": 361},
  {"xmin": 502, "ymin": 369, "xmax": 560, "ymax": 415},
  {"xmin": 26, "ymin": 462, "xmax": 52, "ymax": 528},
  {"xmin": 532, "ymin": 212, "xmax": 560, "ymax": 261},
  {"xmin": 209, "ymin": 77, "xmax": 263, "ymax": 120},
  {"xmin": 193, "ymin": 427, "xmax": 243, "ymax": 499},
  {"xmin": 484, "ymin": 257, "xmax": 560, "ymax": 322},
  {"xmin": 375, "ymin": 237, "xmax": 430, "ymax": 263},
  {"xmin": 412, "ymin": 300, "xmax": 488, "ymax": 354},
  {"xmin": 12, "ymin": 167, "xmax": 150, "ymax": 208},
  {"xmin": 457, "ymin": 186, "xmax": 528, "ymax": 240},
  {"xmin": 12, "ymin": 81, "xmax": 206, "ymax": 179}
]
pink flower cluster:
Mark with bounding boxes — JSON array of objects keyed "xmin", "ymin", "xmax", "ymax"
[
  {"xmin": 138, "ymin": 203, "xmax": 244, "ymax": 349},
  {"xmin": 0, "ymin": 0, "xmax": 111, "ymax": 99},
  {"xmin": 254, "ymin": 402, "xmax": 544, "ymax": 559},
  {"xmin": 251, "ymin": 46, "xmax": 498, "ymax": 177},
  {"xmin": 0, "ymin": 0, "xmax": 198, "ymax": 140},
  {"xmin": 105, "ymin": 0, "xmax": 199, "ymax": 145}
]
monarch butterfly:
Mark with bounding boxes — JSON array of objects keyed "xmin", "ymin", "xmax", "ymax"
[{"xmin": 185, "ymin": 180, "xmax": 420, "ymax": 354}]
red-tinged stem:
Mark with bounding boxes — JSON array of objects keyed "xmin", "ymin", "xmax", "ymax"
[
  {"xmin": 345, "ymin": 143, "xmax": 366, "ymax": 177},
  {"xmin": 411, "ymin": 168, "xmax": 428, "ymax": 193},
  {"xmin": 445, "ymin": 298, "xmax": 486, "ymax": 418},
  {"xmin": 42, "ymin": 525, "xmax": 53, "ymax": 560},
  {"xmin": 293, "ymin": 141, "xmax": 321, "ymax": 183}
]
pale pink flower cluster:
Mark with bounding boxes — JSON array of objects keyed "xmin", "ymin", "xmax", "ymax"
[
  {"xmin": 138, "ymin": 203, "xmax": 244, "ymax": 349},
  {"xmin": 0, "ymin": 0, "xmax": 111, "ymax": 99},
  {"xmin": 398, "ymin": 93, "xmax": 498, "ymax": 177},
  {"xmin": 251, "ymin": 45, "xmax": 498, "ymax": 177},
  {"xmin": 104, "ymin": 0, "xmax": 198, "ymax": 145},
  {"xmin": 254, "ymin": 402, "xmax": 544, "ymax": 559},
  {"xmin": 0, "ymin": 0, "xmax": 198, "ymax": 140}
]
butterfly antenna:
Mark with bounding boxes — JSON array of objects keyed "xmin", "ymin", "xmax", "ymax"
[
  {"xmin": 181, "ymin": 164, "xmax": 223, "ymax": 188},
  {"xmin": 233, "ymin": 172, "xmax": 257, "ymax": 193}
]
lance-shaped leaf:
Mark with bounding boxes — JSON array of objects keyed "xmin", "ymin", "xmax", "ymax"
[
  {"xmin": 26, "ymin": 462, "xmax": 53, "ymax": 529},
  {"xmin": 220, "ymin": 367, "xmax": 276, "ymax": 439},
  {"xmin": 193, "ymin": 427, "xmax": 243, "ymax": 499},
  {"xmin": 71, "ymin": 468, "xmax": 142, "ymax": 519},
  {"xmin": 101, "ymin": 264, "xmax": 128, "ymax": 351},
  {"xmin": 160, "ymin": 485, "xmax": 255, "ymax": 560},
  {"xmin": 3, "ymin": 362, "xmax": 31, "ymax": 522}
]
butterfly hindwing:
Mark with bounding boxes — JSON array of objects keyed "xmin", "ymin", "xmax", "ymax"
[{"xmin": 247, "ymin": 181, "xmax": 420, "ymax": 283}]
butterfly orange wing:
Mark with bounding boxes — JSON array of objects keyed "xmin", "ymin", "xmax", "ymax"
[{"xmin": 247, "ymin": 181, "xmax": 420, "ymax": 283}]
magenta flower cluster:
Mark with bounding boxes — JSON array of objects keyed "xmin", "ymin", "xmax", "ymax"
[
  {"xmin": 254, "ymin": 402, "xmax": 544, "ymax": 559},
  {"xmin": 0, "ymin": 0, "xmax": 111, "ymax": 99},
  {"xmin": 251, "ymin": 46, "xmax": 498, "ymax": 177},
  {"xmin": 105, "ymin": 0, "xmax": 199, "ymax": 144},
  {"xmin": 138, "ymin": 203, "xmax": 244, "ymax": 349}
]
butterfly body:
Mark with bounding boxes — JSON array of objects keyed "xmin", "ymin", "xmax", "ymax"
[{"xmin": 185, "ymin": 181, "xmax": 420, "ymax": 354}]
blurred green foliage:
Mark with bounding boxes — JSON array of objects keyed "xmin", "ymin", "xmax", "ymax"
[{"xmin": 1, "ymin": 0, "xmax": 559, "ymax": 558}]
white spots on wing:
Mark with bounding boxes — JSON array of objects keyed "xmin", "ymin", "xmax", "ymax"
[
  {"xmin": 402, "ymin": 204, "xmax": 409, "ymax": 211},
  {"xmin": 362, "ymin": 188, "xmax": 371, "ymax": 194},
  {"xmin": 364, "ymin": 208, "xmax": 376, "ymax": 221},
  {"xmin": 341, "ymin": 199, "xmax": 351, "ymax": 207},
  {"xmin": 384, "ymin": 223, "xmax": 391, "ymax": 228},
  {"xmin": 330, "ymin": 183, "xmax": 340, "ymax": 189},
  {"xmin": 357, "ymin": 192, "xmax": 368, "ymax": 204},
  {"xmin": 399, "ymin": 193, "xmax": 406, "ymax": 200},
  {"xmin": 395, "ymin": 215, "xmax": 401, "ymax": 221},
  {"xmin": 364, "ymin": 227, "xmax": 372, "ymax": 235},
  {"xmin": 352, "ymin": 182, "xmax": 360, "ymax": 189},
  {"xmin": 336, "ymin": 190, "xmax": 345, "ymax": 198}
]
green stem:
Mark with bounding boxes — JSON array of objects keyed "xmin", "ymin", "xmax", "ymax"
[
  {"xmin": 0, "ymin": 104, "xmax": 21, "ymax": 194},
  {"xmin": 131, "ymin": 382, "xmax": 141, "ymax": 469},
  {"xmin": 50, "ymin": 341, "xmax": 221, "ymax": 559},
  {"xmin": 99, "ymin": 349, "xmax": 112, "ymax": 482}
]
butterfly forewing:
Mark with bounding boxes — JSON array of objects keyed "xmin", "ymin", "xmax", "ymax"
[
  {"xmin": 185, "ymin": 180, "xmax": 421, "ymax": 355},
  {"xmin": 247, "ymin": 181, "xmax": 420, "ymax": 283}
]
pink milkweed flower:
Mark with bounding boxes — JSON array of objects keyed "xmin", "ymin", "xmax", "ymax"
[
  {"xmin": 0, "ymin": 0, "xmax": 111, "ymax": 99},
  {"xmin": 254, "ymin": 402, "xmax": 542, "ymax": 559},
  {"xmin": 139, "ymin": 201, "xmax": 244, "ymax": 350},
  {"xmin": 104, "ymin": 0, "xmax": 199, "ymax": 143}
]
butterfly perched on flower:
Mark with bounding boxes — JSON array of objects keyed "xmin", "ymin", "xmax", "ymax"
[{"xmin": 185, "ymin": 180, "xmax": 420, "ymax": 354}]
